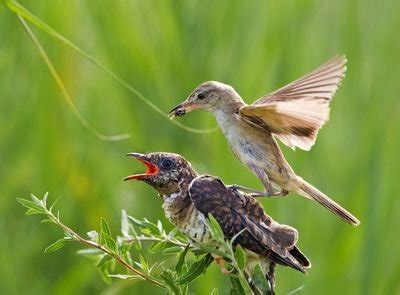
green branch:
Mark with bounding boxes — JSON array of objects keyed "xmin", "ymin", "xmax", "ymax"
[{"xmin": 17, "ymin": 193, "xmax": 274, "ymax": 294}]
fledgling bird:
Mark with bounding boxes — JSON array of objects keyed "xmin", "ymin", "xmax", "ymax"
[
  {"xmin": 169, "ymin": 56, "xmax": 360, "ymax": 226},
  {"xmin": 124, "ymin": 152, "xmax": 311, "ymax": 291}
]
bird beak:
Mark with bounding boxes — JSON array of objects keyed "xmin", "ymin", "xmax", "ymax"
[
  {"xmin": 124, "ymin": 153, "xmax": 159, "ymax": 181},
  {"xmin": 168, "ymin": 101, "xmax": 199, "ymax": 119}
]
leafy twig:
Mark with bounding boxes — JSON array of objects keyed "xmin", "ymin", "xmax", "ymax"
[
  {"xmin": 17, "ymin": 193, "xmax": 165, "ymax": 289},
  {"xmin": 18, "ymin": 193, "xmax": 274, "ymax": 294}
]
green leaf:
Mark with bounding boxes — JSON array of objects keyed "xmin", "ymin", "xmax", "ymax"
[
  {"xmin": 211, "ymin": 288, "xmax": 219, "ymax": 295},
  {"xmin": 40, "ymin": 219, "xmax": 54, "ymax": 224},
  {"xmin": 163, "ymin": 246, "xmax": 184, "ymax": 255},
  {"xmin": 17, "ymin": 198, "xmax": 46, "ymax": 214},
  {"xmin": 134, "ymin": 254, "xmax": 150, "ymax": 273},
  {"xmin": 149, "ymin": 241, "xmax": 167, "ymax": 254},
  {"xmin": 148, "ymin": 261, "xmax": 165, "ymax": 276},
  {"xmin": 229, "ymin": 276, "xmax": 246, "ymax": 295},
  {"xmin": 160, "ymin": 270, "xmax": 180, "ymax": 294},
  {"xmin": 251, "ymin": 264, "xmax": 270, "ymax": 293},
  {"xmin": 87, "ymin": 230, "xmax": 98, "ymax": 242},
  {"xmin": 25, "ymin": 208, "xmax": 42, "ymax": 215},
  {"xmin": 121, "ymin": 210, "xmax": 130, "ymax": 237},
  {"xmin": 100, "ymin": 218, "xmax": 117, "ymax": 252},
  {"xmin": 234, "ymin": 245, "xmax": 246, "ymax": 271},
  {"xmin": 42, "ymin": 192, "xmax": 49, "ymax": 207},
  {"xmin": 176, "ymin": 253, "xmax": 213, "ymax": 285},
  {"xmin": 96, "ymin": 254, "xmax": 112, "ymax": 267},
  {"xmin": 128, "ymin": 216, "xmax": 161, "ymax": 236},
  {"xmin": 30, "ymin": 194, "xmax": 43, "ymax": 206},
  {"xmin": 44, "ymin": 239, "xmax": 66, "ymax": 254},
  {"xmin": 127, "ymin": 226, "xmax": 142, "ymax": 251},
  {"xmin": 98, "ymin": 263, "xmax": 112, "ymax": 285},
  {"xmin": 207, "ymin": 214, "xmax": 225, "ymax": 242},
  {"xmin": 101, "ymin": 218, "xmax": 112, "ymax": 236},
  {"xmin": 76, "ymin": 248, "xmax": 103, "ymax": 261},
  {"xmin": 108, "ymin": 274, "xmax": 143, "ymax": 280},
  {"xmin": 175, "ymin": 243, "xmax": 190, "ymax": 273}
]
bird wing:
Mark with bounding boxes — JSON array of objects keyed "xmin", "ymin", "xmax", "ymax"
[
  {"xmin": 239, "ymin": 56, "xmax": 347, "ymax": 151},
  {"xmin": 188, "ymin": 175, "xmax": 308, "ymax": 272}
]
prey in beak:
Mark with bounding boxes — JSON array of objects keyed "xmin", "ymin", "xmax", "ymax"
[
  {"xmin": 168, "ymin": 101, "xmax": 198, "ymax": 119},
  {"xmin": 124, "ymin": 153, "xmax": 159, "ymax": 181}
]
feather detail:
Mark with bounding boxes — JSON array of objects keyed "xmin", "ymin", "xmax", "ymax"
[
  {"xmin": 240, "ymin": 55, "xmax": 347, "ymax": 150},
  {"xmin": 188, "ymin": 175, "xmax": 309, "ymax": 272}
]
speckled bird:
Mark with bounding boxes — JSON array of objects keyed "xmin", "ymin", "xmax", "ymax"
[
  {"xmin": 124, "ymin": 152, "xmax": 311, "ymax": 291},
  {"xmin": 169, "ymin": 56, "xmax": 360, "ymax": 226}
]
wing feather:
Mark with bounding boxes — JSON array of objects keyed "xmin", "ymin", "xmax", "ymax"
[
  {"xmin": 240, "ymin": 55, "xmax": 347, "ymax": 150},
  {"xmin": 188, "ymin": 175, "xmax": 308, "ymax": 272}
]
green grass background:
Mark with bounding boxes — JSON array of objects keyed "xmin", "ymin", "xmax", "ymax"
[{"xmin": 1, "ymin": 0, "xmax": 399, "ymax": 294}]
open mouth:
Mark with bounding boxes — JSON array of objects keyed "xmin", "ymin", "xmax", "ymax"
[{"xmin": 124, "ymin": 153, "xmax": 159, "ymax": 181}]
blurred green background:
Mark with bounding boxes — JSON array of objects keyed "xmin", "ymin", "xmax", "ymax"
[{"xmin": 1, "ymin": 0, "xmax": 399, "ymax": 294}]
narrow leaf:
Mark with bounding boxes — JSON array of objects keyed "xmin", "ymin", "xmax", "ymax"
[
  {"xmin": 108, "ymin": 274, "xmax": 143, "ymax": 280},
  {"xmin": 176, "ymin": 254, "xmax": 213, "ymax": 285},
  {"xmin": 100, "ymin": 218, "xmax": 117, "ymax": 252},
  {"xmin": 251, "ymin": 264, "xmax": 270, "ymax": 293},
  {"xmin": 175, "ymin": 243, "xmax": 190, "ymax": 273},
  {"xmin": 163, "ymin": 246, "xmax": 184, "ymax": 255},
  {"xmin": 160, "ymin": 270, "xmax": 180, "ymax": 294},
  {"xmin": 25, "ymin": 208, "xmax": 41, "ymax": 215},
  {"xmin": 207, "ymin": 214, "xmax": 225, "ymax": 242},
  {"xmin": 229, "ymin": 276, "xmax": 246, "ymax": 295},
  {"xmin": 44, "ymin": 239, "xmax": 66, "ymax": 254},
  {"xmin": 96, "ymin": 254, "xmax": 112, "ymax": 267},
  {"xmin": 101, "ymin": 218, "xmax": 112, "ymax": 236},
  {"xmin": 17, "ymin": 198, "xmax": 45, "ymax": 214},
  {"xmin": 149, "ymin": 241, "xmax": 167, "ymax": 254},
  {"xmin": 121, "ymin": 210, "xmax": 129, "ymax": 237},
  {"xmin": 234, "ymin": 245, "xmax": 246, "ymax": 271}
]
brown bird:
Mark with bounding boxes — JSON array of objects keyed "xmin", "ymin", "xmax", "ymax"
[
  {"xmin": 124, "ymin": 152, "xmax": 311, "ymax": 292},
  {"xmin": 169, "ymin": 56, "xmax": 360, "ymax": 226}
]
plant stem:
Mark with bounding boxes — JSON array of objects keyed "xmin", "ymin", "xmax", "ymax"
[
  {"xmin": 44, "ymin": 208, "xmax": 166, "ymax": 288},
  {"xmin": 124, "ymin": 235, "xmax": 188, "ymax": 248}
]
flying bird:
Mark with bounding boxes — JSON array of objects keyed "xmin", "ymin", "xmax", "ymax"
[
  {"xmin": 169, "ymin": 56, "xmax": 360, "ymax": 226},
  {"xmin": 124, "ymin": 152, "xmax": 311, "ymax": 292}
]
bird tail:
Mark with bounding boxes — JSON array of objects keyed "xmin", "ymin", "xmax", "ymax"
[
  {"xmin": 295, "ymin": 178, "xmax": 360, "ymax": 226},
  {"xmin": 289, "ymin": 246, "xmax": 311, "ymax": 269}
]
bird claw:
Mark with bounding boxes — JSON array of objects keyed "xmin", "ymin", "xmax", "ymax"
[{"xmin": 214, "ymin": 257, "xmax": 232, "ymax": 274}]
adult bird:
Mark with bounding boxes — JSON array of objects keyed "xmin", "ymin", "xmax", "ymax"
[
  {"xmin": 169, "ymin": 56, "xmax": 360, "ymax": 226},
  {"xmin": 124, "ymin": 152, "xmax": 311, "ymax": 293}
]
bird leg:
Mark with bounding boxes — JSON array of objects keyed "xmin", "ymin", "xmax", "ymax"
[
  {"xmin": 228, "ymin": 184, "xmax": 287, "ymax": 198},
  {"xmin": 267, "ymin": 262, "xmax": 276, "ymax": 294},
  {"xmin": 241, "ymin": 164, "xmax": 288, "ymax": 197}
]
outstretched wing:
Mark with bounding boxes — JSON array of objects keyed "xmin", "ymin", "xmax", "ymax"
[
  {"xmin": 240, "ymin": 56, "xmax": 347, "ymax": 151},
  {"xmin": 188, "ymin": 175, "xmax": 308, "ymax": 272}
]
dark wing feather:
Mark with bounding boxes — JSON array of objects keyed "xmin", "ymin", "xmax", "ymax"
[
  {"xmin": 188, "ymin": 175, "xmax": 309, "ymax": 272},
  {"xmin": 240, "ymin": 55, "xmax": 347, "ymax": 151}
]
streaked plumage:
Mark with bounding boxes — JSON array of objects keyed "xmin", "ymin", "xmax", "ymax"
[
  {"xmin": 169, "ymin": 56, "xmax": 360, "ymax": 226},
  {"xmin": 125, "ymin": 152, "xmax": 311, "ymax": 290}
]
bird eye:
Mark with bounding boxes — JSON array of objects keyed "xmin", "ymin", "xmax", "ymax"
[
  {"xmin": 197, "ymin": 92, "xmax": 205, "ymax": 100},
  {"xmin": 160, "ymin": 159, "xmax": 174, "ymax": 170}
]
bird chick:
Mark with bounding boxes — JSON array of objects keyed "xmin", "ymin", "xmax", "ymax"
[{"xmin": 124, "ymin": 152, "xmax": 311, "ymax": 292}]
